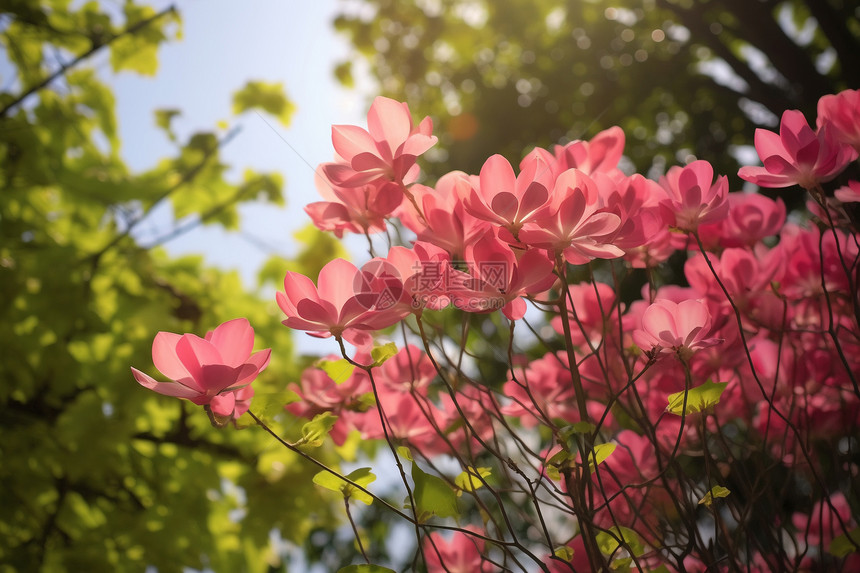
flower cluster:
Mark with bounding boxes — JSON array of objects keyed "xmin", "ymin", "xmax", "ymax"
[{"xmin": 132, "ymin": 89, "xmax": 860, "ymax": 571}]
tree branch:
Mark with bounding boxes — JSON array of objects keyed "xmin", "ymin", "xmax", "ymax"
[{"xmin": 0, "ymin": 4, "xmax": 178, "ymax": 118}]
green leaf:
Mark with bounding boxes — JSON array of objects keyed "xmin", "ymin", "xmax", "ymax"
[
  {"xmin": 154, "ymin": 108, "xmax": 181, "ymax": 141},
  {"xmin": 337, "ymin": 565, "xmax": 396, "ymax": 573},
  {"xmin": 544, "ymin": 449, "xmax": 572, "ymax": 481},
  {"xmin": 232, "ymin": 80, "xmax": 295, "ymax": 127},
  {"xmin": 299, "ymin": 412, "xmax": 338, "ymax": 447},
  {"xmin": 371, "ymin": 342, "xmax": 397, "ymax": 367},
  {"xmin": 553, "ymin": 545, "xmax": 575, "ymax": 562},
  {"xmin": 411, "ymin": 462, "xmax": 459, "ymax": 521},
  {"xmin": 588, "ymin": 443, "xmax": 616, "ymax": 472},
  {"xmin": 596, "ymin": 526, "xmax": 645, "ymax": 558},
  {"xmin": 666, "ymin": 380, "xmax": 728, "ymax": 416},
  {"xmin": 698, "ymin": 485, "xmax": 731, "ymax": 508},
  {"xmin": 829, "ymin": 526, "xmax": 860, "ymax": 557},
  {"xmin": 454, "ymin": 467, "xmax": 492, "ymax": 495},
  {"xmin": 316, "ymin": 358, "xmax": 356, "ymax": 384},
  {"xmin": 251, "ymin": 390, "xmax": 299, "ymax": 422},
  {"xmin": 397, "ymin": 446, "xmax": 414, "ymax": 462},
  {"xmin": 313, "ymin": 467, "xmax": 376, "ymax": 505}
]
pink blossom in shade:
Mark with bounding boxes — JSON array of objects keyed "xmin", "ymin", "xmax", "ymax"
[
  {"xmin": 454, "ymin": 232, "xmax": 556, "ymax": 319},
  {"xmin": 632, "ymin": 299, "xmax": 722, "ymax": 361},
  {"xmin": 276, "ymin": 258, "xmax": 410, "ymax": 345},
  {"xmin": 659, "ymin": 160, "xmax": 729, "ymax": 232},
  {"xmin": 424, "ymin": 526, "xmax": 493, "ymax": 573},
  {"xmin": 305, "ymin": 173, "xmax": 402, "ymax": 237},
  {"xmin": 738, "ymin": 109, "xmax": 857, "ymax": 190},
  {"xmin": 553, "ymin": 125, "xmax": 627, "ymax": 176},
  {"xmin": 131, "ymin": 318, "xmax": 271, "ymax": 416},
  {"xmin": 377, "ymin": 344, "xmax": 437, "ymax": 392},
  {"xmin": 835, "ymin": 179, "xmax": 860, "ymax": 203},
  {"xmin": 792, "ymin": 492, "xmax": 854, "ymax": 549},
  {"xmin": 384, "ymin": 241, "xmax": 455, "ymax": 312},
  {"xmin": 501, "ymin": 352, "xmax": 581, "ymax": 427},
  {"xmin": 321, "ymin": 96, "xmax": 437, "ymax": 188},
  {"xmin": 519, "ymin": 169, "xmax": 624, "ymax": 265},
  {"xmin": 719, "ymin": 192, "xmax": 787, "ymax": 247},
  {"xmin": 817, "ymin": 88, "xmax": 860, "ymax": 150},
  {"xmin": 463, "ymin": 152, "xmax": 555, "ymax": 235},
  {"xmin": 594, "ymin": 172, "xmax": 664, "ymax": 252},
  {"xmin": 544, "ymin": 535, "xmax": 591, "ymax": 573},
  {"xmin": 400, "ymin": 174, "xmax": 492, "ymax": 259},
  {"xmin": 550, "ymin": 281, "xmax": 619, "ymax": 347}
]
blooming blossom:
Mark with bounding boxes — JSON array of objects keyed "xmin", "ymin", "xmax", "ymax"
[
  {"xmin": 277, "ymin": 258, "xmax": 409, "ymax": 344},
  {"xmin": 738, "ymin": 109, "xmax": 857, "ymax": 190},
  {"xmin": 633, "ymin": 299, "xmax": 722, "ymax": 361},
  {"xmin": 320, "ymin": 96, "xmax": 437, "ymax": 188},
  {"xmin": 131, "ymin": 318, "xmax": 271, "ymax": 418},
  {"xmin": 817, "ymin": 88, "xmax": 860, "ymax": 150},
  {"xmin": 660, "ymin": 160, "xmax": 729, "ymax": 232}
]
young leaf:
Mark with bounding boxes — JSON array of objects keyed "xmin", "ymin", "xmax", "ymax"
[
  {"xmin": 454, "ymin": 467, "xmax": 492, "ymax": 495},
  {"xmin": 595, "ymin": 526, "xmax": 645, "ymax": 558},
  {"xmin": 316, "ymin": 358, "xmax": 356, "ymax": 384},
  {"xmin": 371, "ymin": 342, "xmax": 398, "ymax": 367},
  {"xmin": 232, "ymin": 80, "xmax": 295, "ymax": 127},
  {"xmin": 698, "ymin": 485, "xmax": 731, "ymax": 508},
  {"xmin": 588, "ymin": 443, "xmax": 616, "ymax": 472},
  {"xmin": 397, "ymin": 446, "xmax": 414, "ymax": 462},
  {"xmin": 829, "ymin": 526, "xmax": 860, "ymax": 557},
  {"xmin": 666, "ymin": 380, "xmax": 728, "ymax": 416},
  {"xmin": 313, "ymin": 467, "xmax": 376, "ymax": 505},
  {"xmin": 252, "ymin": 390, "xmax": 300, "ymax": 422},
  {"xmin": 553, "ymin": 545, "xmax": 575, "ymax": 562},
  {"xmin": 299, "ymin": 412, "xmax": 338, "ymax": 447},
  {"xmin": 338, "ymin": 565, "xmax": 396, "ymax": 573},
  {"xmin": 411, "ymin": 462, "xmax": 459, "ymax": 521}
]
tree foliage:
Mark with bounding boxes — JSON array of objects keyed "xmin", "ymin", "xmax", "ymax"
[
  {"xmin": 333, "ymin": 0, "xmax": 859, "ymax": 181},
  {"xmin": 0, "ymin": 2, "xmax": 337, "ymax": 571}
]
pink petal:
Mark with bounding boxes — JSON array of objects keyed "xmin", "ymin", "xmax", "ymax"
[
  {"xmin": 503, "ymin": 297, "xmax": 528, "ymax": 320},
  {"xmin": 331, "ymin": 124, "xmax": 376, "ymax": 162},
  {"xmin": 152, "ymin": 332, "xmax": 190, "ymax": 381},
  {"xmin": 209, "ymin": 392, "xmax": 237, "ymax": 417},
  {"xmin": 317, "ymin": 259, "xmax": 360, "ymax": 310},
  {"xmin": 175, "ymin": 335, "xmax": 223, "ymax": 388},
  {"xmin": 207, "ymin": 318, "xmax": 253, "ymax": 368},
  {"xmin": 131, "ymin": 367, "xmax": 201, "ymax": 399},
  {"xmin": 479, "ymin": 154, "xmax": 516, "ymax": 201},
  {"xmin": 367, "ymin": 96, "xmax": 412, "ymax": 153}
]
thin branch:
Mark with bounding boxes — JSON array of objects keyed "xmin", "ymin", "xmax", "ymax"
[{"xmin": 0, "ymin": 5, "xmax": 178, "ymax": 118}]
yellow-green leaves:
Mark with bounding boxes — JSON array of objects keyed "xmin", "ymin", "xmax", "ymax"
[
  {"xmin": 232, "ymin": 80, "xmax": 295, "ymax": 127},
  {"xmin": 313, "ymin": 467, "xmax": 376, "ymax": 505},
  {"xmin": 109, "ymin": 4, "xmax": 179, "ymax": 75},
  {"xmin": 154, "ymin": 108, "xmax": 181, "ymax": 141},
  {"xmin": 829, "ymin": 527, "xmax": 860, "ymax": 557},
  {"xmin": 454, "ymin": 467, "xmax": 492, "ymax": 495},
  {"xmin": 317, "ymin": 358, "xmax": 356, "ymax": 384},
  {"xmin": 371, "ymin": 342, "xmax": 398, "ymax": 367},
  {"xmin": 596, "ymin": 526, "xmax": 645, "ymax": 567},
  {"xmin": 588, "ymin": 443, "xmax": 616, "ymax": 472},
  {"xmin": 410, "ymin": 461, "xmax": 459, "ymax": 521},
  {"xmin": 298, "ymin": 413, "xmax": 338, "ymax": 447},
  {"xmin": 666, "ymin": 380, "xmax": 728, "ymax": 416},
  {"xmin": 337, "ymin": 565, "xmax": 395, "ymax": 573},
  {"xmin": 698, "ymin": 485, "xmax": 731, "ymax": 508}
]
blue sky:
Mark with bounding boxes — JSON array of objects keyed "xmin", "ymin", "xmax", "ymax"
[{"xmin": 111, "ymin": 0, "xmax": 370, "ymax": 287}]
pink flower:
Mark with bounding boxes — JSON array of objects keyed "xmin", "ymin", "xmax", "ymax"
[
  {"xmin": 633, "ymin": 299, "xmax": 722, "ymax": 361},
  {"xmin": 456, "ymin": 232, "xmax": 556, "ymax": 320},
  {"xmin": 817, "ymin": 88, "xmax": 860, "ymax": 150},
  {"xmin": 660, "ymin": 160, "xmax": 729, "ymax": 232},
  {"xmin": 553, "ymin": 125, "xmax": 626, "ymax": 175},
  {"xmin": 464, "ymin": 152, "xmax": 555, "ymax": 235},
  {"xmin": 519, "ymin": 169, "xmax": 623, "ymax": 264},
  {"xmin": 424, "ymin": 526, "xmax": 493, "ymax": 573},
  {"xmin": 277, "ymin": 258, "xmax": 410, "ymax": 344},
  {"xmin": 738, "ymin": 109, "xmax": 857, "ymax": 190},
  {"xmin": 321, "ymin": 96, "xmax": 437, "ymax": 188},
  {"xmin": 835, "ymin": 179, "xmax": 860, "ymax": 203},
  {"xmin": 131, "ymin": 318, "xmax": 271, "ymax": 417},
  {"xmin": 305, "ymin": 176, "xmax": 402, "ymax": 238}
]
